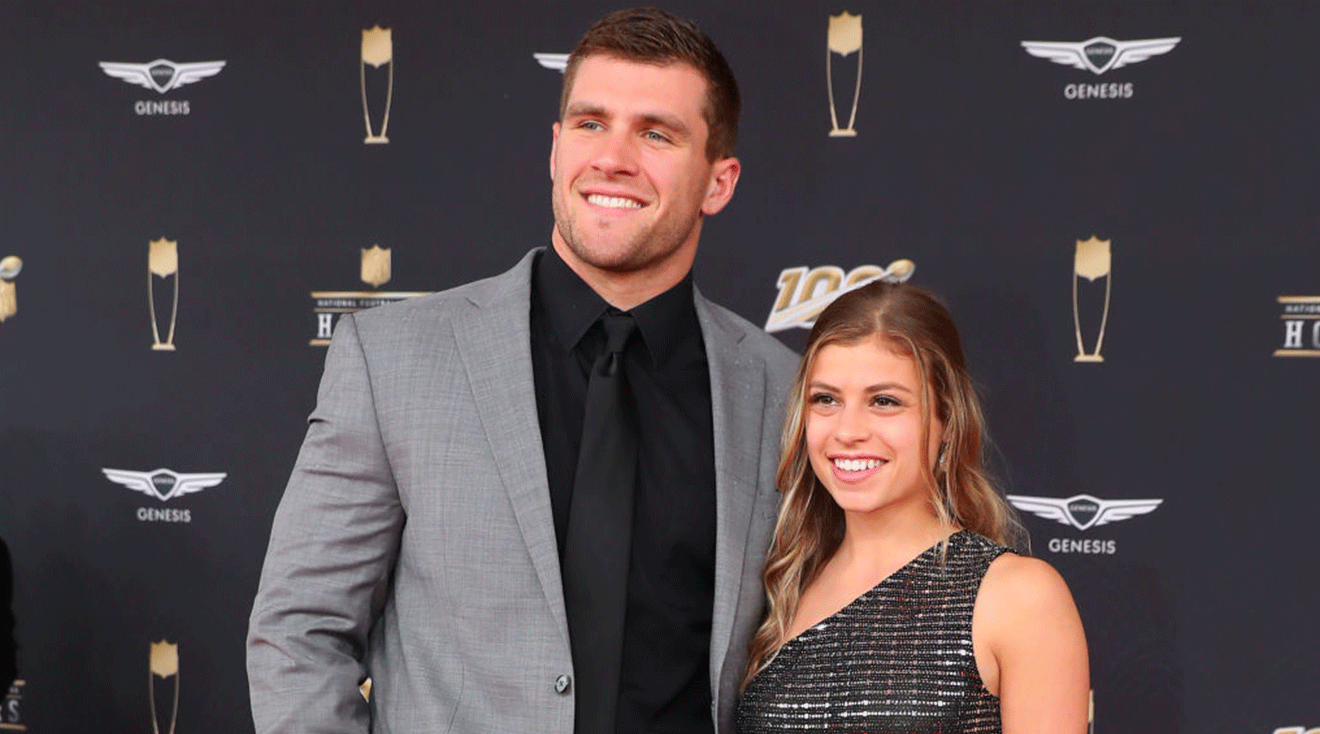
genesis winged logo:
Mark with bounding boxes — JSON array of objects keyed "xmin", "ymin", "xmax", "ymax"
[
  {"xmin": 533, "ymin": 53, "xmax": 568, "ymax": 73},
  {"xmin": 99, "ymin": 59, "xmax": 226, "ymax": 93},
  {"xmin": 1007, "ymin": 493, "xmax": 1162, "ymax": 531},
  {"xmin": 102, "ymin": 468, "xmax": 227, "ymax": 502},
  {"xmin": 1021, "ymin": 37, "xmax": 1180, "ymax": 75}
]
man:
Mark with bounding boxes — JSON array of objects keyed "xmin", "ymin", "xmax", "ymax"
[{"xmin": 247, "ymin": 9, "xmax": 796, "ymax": 734}]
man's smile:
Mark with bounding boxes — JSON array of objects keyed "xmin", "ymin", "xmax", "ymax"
[{"xmin": 585, "ymin": 193, "xmax": 644, "ymax": 209}]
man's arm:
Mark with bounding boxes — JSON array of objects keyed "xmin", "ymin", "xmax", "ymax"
[{"xmin": 247, "ymin": 314, "xmax": 404, "ymax": 734}]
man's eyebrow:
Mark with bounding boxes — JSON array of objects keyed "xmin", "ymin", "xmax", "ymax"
[
  {"xmin": 638, "ymin": 113, "xmax": 689, "ymax": 136},
  {"xmin": 563, "ymin": 102, "xmax": 606, "ymax": 118}
]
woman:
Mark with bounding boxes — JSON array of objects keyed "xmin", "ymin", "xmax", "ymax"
[{"xmin": 738, "ymin": 282, "xmax": 1089, "ymax": 733}]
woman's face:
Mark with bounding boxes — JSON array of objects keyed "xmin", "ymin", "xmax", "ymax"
[{"xmin": 804, "ymin": 338, "xmax": 944, "ymax": 522}]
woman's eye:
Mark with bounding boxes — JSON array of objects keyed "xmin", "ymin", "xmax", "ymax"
[
  {"xmin": 809, "ymin": 392, "xmax": 837, "ymax": 406},
  {"xmin": 872, "ymin": 395, "xmax": 900, "ymax": 408}
]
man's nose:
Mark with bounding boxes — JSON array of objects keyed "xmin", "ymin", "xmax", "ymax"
[{"xmin": 591, "ymin": 130, "xmax": 640, "ymax": 176}]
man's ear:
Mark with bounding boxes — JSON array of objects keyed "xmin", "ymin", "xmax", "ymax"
[{"xmin": 701, "ymin": 157, "xmax": 741, "ymax": 216}]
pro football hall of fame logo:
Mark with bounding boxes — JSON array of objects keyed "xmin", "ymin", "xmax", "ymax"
[
  {"xmin": 1274, "ymin": 296, "xmax": 1320, "ymax": 357},
  {"xmin": 765, "ymin": 260, "xmax": 914, "ymax": 333},
  {"xmin": 309, "ymin": 245, "xmax": 429, "ymax": 346},
  {"xmin": 1, "ymin": 679, "xmax": 23, "ymax": 732}
]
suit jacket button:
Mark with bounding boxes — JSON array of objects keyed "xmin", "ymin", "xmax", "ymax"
[{"xmin": 554, "ymin": 674, "xmax": 571, "ymax": 694}]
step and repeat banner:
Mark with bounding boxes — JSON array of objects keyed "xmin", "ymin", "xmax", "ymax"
[{"xmin": 1, "ymin": 1, "xmax": 1317, "ymax": 732}]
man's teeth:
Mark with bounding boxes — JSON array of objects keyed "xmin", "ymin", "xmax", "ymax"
[
  {"xmin": 587, "ymin": 194, "xmax": 642, "ymax": 209},
  {"xmin": 833, "ymin": 458, "xmax": 883, "ymax": 472}
]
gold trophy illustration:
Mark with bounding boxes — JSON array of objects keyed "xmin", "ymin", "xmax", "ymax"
[
  {"xmin": 148, "ymin": 239, "xmax": 179, "ymax": 350},
  {"xmin": 1088, "ymin": 690, "xmax": 1095, "ymax": 734},
  {"xmin": 827, "ymin": 12, "xmax": 863, "ymax": 137},
  {"xmin": 361, "ymin": 26, "xmax": 394, "ymax": 144},
  {"xmin": 149, "ymin": 641, "xmax": 179, "ymax": 734},
  {"xmin": 1072, "ymin": 237, "xmax": 1111, "ymax": 362},
  {"xmin": 0, "ymin": 255, "xmax": 20, "ymax": 322}
]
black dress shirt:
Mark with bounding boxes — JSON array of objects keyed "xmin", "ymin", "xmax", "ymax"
[{"xmin": 530, "ymin": 248, "xmax": 717, "ymax": 734}]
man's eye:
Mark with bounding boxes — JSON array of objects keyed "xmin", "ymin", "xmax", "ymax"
[
  {"xmin": 579, "ymin": 120, "xmax": 603, "ymax": 131},
  {"xmin": 644, "ymin": 130, "xmax": 670, "ymax": 142}
]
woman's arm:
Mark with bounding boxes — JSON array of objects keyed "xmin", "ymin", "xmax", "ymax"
[{"xmin": 973, "ymin": 553, "xmax": 1090, "ymax": 734}]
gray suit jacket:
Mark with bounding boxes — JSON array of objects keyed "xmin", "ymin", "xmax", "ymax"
[{"xmin": 247, "ymin": 250, "xmax": 798, "ymax": 734}]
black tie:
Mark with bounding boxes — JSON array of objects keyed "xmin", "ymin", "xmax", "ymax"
[{"xmin": 563, "ymin": 310, "xmax": 638, "ymax": 734}]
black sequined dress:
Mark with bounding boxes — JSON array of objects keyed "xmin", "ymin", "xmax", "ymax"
[{"xmin": 737, "ymin": 530, "xmax": 1010, "ymax": 734}]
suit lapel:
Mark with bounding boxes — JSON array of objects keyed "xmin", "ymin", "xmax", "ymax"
[
  {"xmin": 696, "ymin": 293, "xmax": 768, "ymax": 702},
  {"xmin": 445, "ymin": 264, "xmax": 775, "ymax": 693},
  {"xmin": 450, "ymin": 253, "xmax": 567, "ymax": 644}
]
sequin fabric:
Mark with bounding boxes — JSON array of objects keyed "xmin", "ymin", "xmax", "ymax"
[{"xmin": 737, "ymin": 530, "xmax": 1010, "ymax": 734}]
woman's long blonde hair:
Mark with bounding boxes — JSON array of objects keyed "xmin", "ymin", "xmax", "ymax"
[{"xmin": 744, "ymin": 281, "xmax": 1023, "ymax": 685}]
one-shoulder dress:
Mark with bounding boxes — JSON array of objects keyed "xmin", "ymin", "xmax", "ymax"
[{"xmin": 737, "ymin": 530, "xmax": 1011, "ymax": 734}]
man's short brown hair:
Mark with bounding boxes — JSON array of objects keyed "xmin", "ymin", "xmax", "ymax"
[{"xmin": 559, "ymin": 7, "xmax": 740, "ymax": 162}]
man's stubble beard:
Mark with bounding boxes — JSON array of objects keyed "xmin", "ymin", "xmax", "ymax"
[{"xmin": 550, "ymin": 180, "xmax": 702, "ymax": 275}]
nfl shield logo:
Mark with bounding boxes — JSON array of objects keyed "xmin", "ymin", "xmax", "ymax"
[{"xmin": 360, "ymin": 245, "xmax": 391, "ymax": 288}]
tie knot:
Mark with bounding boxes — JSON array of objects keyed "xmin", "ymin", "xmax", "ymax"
[{"xmin": 599, "ymin": 311, "xmax": 637, "ymax": 356}]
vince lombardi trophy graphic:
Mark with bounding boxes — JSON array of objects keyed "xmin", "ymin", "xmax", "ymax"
[
  {"xmin": 0, "ymin": 256, "xmax": 20, "ymax": 322},
  {"xmin": 827, "ymin": 12, "xmax": 863, "ymax": 137},
  {"xmin": 149, "ymin": 640, "xmax": 179, "ymax": 734},
  {"xmin": 148, "ymin": 239, "xmax": 179, "ymax": 351},
  {"xmin": 1072, "ymin": 236, "xmax": 1111, "ymax": 362},
  {"xmin": 361, "ymin": 26, "xmax": 394, "ymax": 144}
]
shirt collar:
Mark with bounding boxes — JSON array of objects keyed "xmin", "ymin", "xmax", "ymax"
[{"xmin": 533, "ymin": 247, "xmax": 700, "ymax": 368}]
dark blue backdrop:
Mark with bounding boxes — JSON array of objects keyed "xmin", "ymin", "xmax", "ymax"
[{"xmin": 1, "ymin": 2, "xmax": 1317, "ymax": 732}]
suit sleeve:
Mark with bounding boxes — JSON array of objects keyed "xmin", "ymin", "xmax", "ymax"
[{"xmin": 247, "ymin": 314, "xmax": 404, "ymax": 734}]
